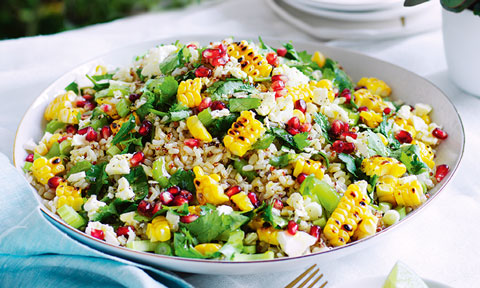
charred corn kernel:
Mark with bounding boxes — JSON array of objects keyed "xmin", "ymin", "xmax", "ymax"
[
  {"xmin": 223, "ymin": 111, "xmax": 266, "ymax": 157},
  {"xmin": 357, "ymin": 77, "xmax": 391, "ymax": 97},
  {"xmin": 32, "ymin": 157, "xmax": 65, "ymax": 185},
  {"xmin": 360, "ymin": 111, "xmax": 383, "ymax": 128},
  {"xmin": 414, "ymin": 141, "xmax": 435, "ymax": 169},
  {"xmin": 146, "ymin": 216, "xmax": 171, "ymax": 242},
  {"xmin": 227, "ymin": 40, "xmax": 272, "ymax": 78},
  {"xmin": 231, "ymin": 192, "xmax": 254, "ymax": 211},
  {"xmin": 188, "ymin": 205, "xmax": 202, "ymax": 215},
  {"xmin": 394, "ymin": 179, "xmax": 425, "ymax": 207},
  {"xmin": 95, "ymin": 65, "xmax": 108, "ymax": 75},
  {"xmin": 293, "ymin": 109, "xmax": 306, "ymax": 123},
  {"xmin": 377, "ymin": 133, "xmax": 388, "ymax": 146},
  {"xmin": 194, "ymin": 243, "xmax": 222, "ymax": 256},
  {"xmin": 395, "ymin": 118, "xmax": 417, "ymax": 138},
  {"xmin": 177, "ymin": 78, "xmax": 204, "ymax": 108},
  {"xmin": 312, "ymin": 51, "xmax": 326, "ymax": 68},
  {"xmin": 353, "ymin": 89, "xmax": 389, "ymax": 113},
  {"xmin": 44, "ymin": 91, "xmax": 84, "ymax": 124},
  {"xmin": 257, "ymin": 227, "xmax": 279, "ymax": 245},
  {"xmin": 56, "ymin": 182, "xmax": 83, "ymax": 211},
  {"xmin": 376, "ymin": 175, "xmax": 398, "ymax": 205},
  {"xmin": 110, "ymin": 113, "xmax": 140, "ymax": 135},
  {"xmin": 361, "ymin": 156, "xmax": 406, "ymax": 178},
  {"xmin": 193, "ymin": 166, "xmax": 229, "ymax": 205},
  {"xmin": 97, "ymin": 97, "xmax": 120, "ymax": 119},
  {"xmin": 293, "ymin": 158, "xmax": 324, "ymax": 180},
  {"xmin": 323, "ymin": 183, "xmax": 377, "ymax": 246},
  {"xmin": 187, "ymin": 115, "xmax": 212, "ymax": 142}
]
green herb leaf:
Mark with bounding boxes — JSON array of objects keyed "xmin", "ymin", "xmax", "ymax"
[
  {"xmin": 233, "ymin": 158, "xmax": 258, "ymax": 182},
  {"xmin": 123, "ymin": 166, "xmax": 149, "ymax": 200},
  {"xmin": 282, "ymin": 42, "xmax": 300, "ymax": 61},
  {"xmin": 366, "ymin": 130, "xmax": 390, "ymax": 157},
  {"xmin": 398, "ymin": 144, "xmax": 428, "ymax": 175},
  {"xmin": 338, "ymin": 153, "xmax": 358, "ymax": 177},
  {"xmin": 368, "ymin": 174, "xmax": 379, "ymax": 201},
  {"xmin": 313, "ymin": 112, "xmax": 332, "ymax": 143},
  {"xmin": 252, "ymin": 133, "xmax": 276, "ymax": 150},
  {"xmin": 262, "ymin": 204, "xmax": 288, "ymax": 229},
  {"xmin": 322, "ymin": 58, "xmax": 354, "ymax": 92},
  {"xmin": 207, "ymin": 113, "xmax": 238, "ymax": 139},
  {"xmin": 258, "ymin": 36, "xmax": 275, "ymax": 53},
  {"xmin": 168, "ymin": 168, "xmax": 196, "ymax": 192},
  {"xmin": 173, "ymin": 228, "xmax": 207, "ymax": 259},
  {"xmin": 86, "ymin": 162, "xmax": 109, "ymax": 196},
  {"xmin": 228, "ymin": 98, "xmax": 262, "ymax": 112},
  {"xmin": 316, "ymin": 151, "xmax": 330, "ymax": 169},
  {"xmin": 269, "ymin": 153, "xmax": 296, "ymax": 168},
  {"xmin": 159, "ymin": 46, "xmax": 186, "ymax": 75},
  {"xmin": 67, "ymin": 161, "xmax": 92, "ymax": 177},
  {"xmin": 65, "ymin": 81, "xmax": 79, "ymax": 94},
  {"xmin": 293, "ymin": 132, "xmax": 310, "ymax": 150},
  {"xmin": 112, "ymin": 114, "xmax": 136, "ymax": 145},
  {"xmin": 206, "ymin": 80, "xmax": 257, "ymax": 100},
  {"xmin": 270, "ymin": 127, "xmax": 296, "ymax": 150}
]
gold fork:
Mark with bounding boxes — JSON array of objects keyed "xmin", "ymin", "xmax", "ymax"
[{"xmin": 285, "ymin": 264, "xmax": 328, "ymax": 288}]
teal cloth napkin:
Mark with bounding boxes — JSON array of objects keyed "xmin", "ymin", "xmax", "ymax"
[{"xmin": 0, "ymin": 153, "xmax": 192, "ymax": 288}]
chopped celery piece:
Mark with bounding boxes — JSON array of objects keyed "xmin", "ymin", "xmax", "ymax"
[
  {"xmin": 22, "ymin": 162, "xmax": 33, "ymax": 173},
  {"xmin": 126, "ymin": 240, "xmax": 157, "ymax": 252},
  {"xmin": 395, "ymin": 206, "xmax": 407, "ymax": 220},
  {"xmin": 152, "ymin": 157, "xmax": 170, "ymax": 188},
  {"xmin": 116, "ymin": 98, "xmax": 131, "ymax": 118},
  {"xmin": 233, "ymin": 158, "xmax": 258, "ymax": 182},
  {"xmin": 106, "ymin": 145, "xmax": 121, "ymax": 156},
  {"xmin": 252, "ymin": 133, "xmax": 275, "ymax": 150},
  {"xmin": 378, "ymin": 202, "xmax": 393, "ymax": 213},
  {"xmin": 242, "ymin": 246, "xmax": 256, "ymax": 254},
  {"xmin": 198, "ymin": 107, "xmax": 213, "ymax": 126},
  {"xmin": 67, "ymin": 160, "xmax": 92, "ymax": 177},
  {"xmin": 299, "ymin": 175, "xmax": 340, "ymax": 215},
  {"xmin": 312, "ymin": 215, "xmax": 327, "ymax": 228},
  {"xmin": 341, "ymin": 106, "xmax": 359, "ymax": 125},
  {"xmin": 233, "ymin": 251, "xmax": 275, "ymax": 261},
  {"xmin": 57, "ymin": 205, "xmax": 86, "ymax": 229},
  {"xmin": 219, "ymin": 230, "xmax": 244, "ymax": 259},
  {"xmin": 95, "ymin": 81, "xmax": 131, "ymax": 99},
  {"xmin": 59, "ymin": 139, "xmax": 72, "ymax": 156},
  {"xmin": 45, "ymin": 142, "xmax": 60, "ymax": 159},
  {"xmin": 420, "ymin": 181, "xmax": 428, "ymax": 194},
  {"xmin": 154, "ymin": 242, "xmax": 173, "ymax": 255},
  {"xmin": 90, "ymin": 116, "xmax": 109, "ymax": 131},
  {"xmin": 33, "ymin": 153, "xmax": 41, "ymax": 161},
  {"xmin": 45, "ymin": 120, "xmax": 66, "ymax": 133}
]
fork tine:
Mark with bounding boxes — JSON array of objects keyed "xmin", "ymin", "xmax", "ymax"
[
  {"xmin": 306, "ymin": 273, "xmax": 326, "ymax": 288},
  {"xmin": 285, "ymin": 264, "xmax": 317, "ymax": 288},
  {"xmin": 297, "ymin": 268, "xmax": 319, "ymax": 288}
]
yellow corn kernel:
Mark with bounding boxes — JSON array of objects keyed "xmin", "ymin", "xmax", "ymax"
[
  {"xmin": 48, "ymin": 133, "xmax": 62, "ymax": 148},
  {"xmin": 177, "ymin": 78, "xmax": 204, "ymax": 108},
  {"xmin": 287, "ymin": 81, "xmax": 335, "ymax": 103},
  {"xmin": 414, "ymin": 141, "xmax": 435, "ymax": 169},
  {"xmin": 96, "ymin": 97, "xmax": 120, "ymax": 120},
  {"xmin": 34, "ymin": 142, "xmax": 48, "ymax": 156},
  {"xmin": 360, "ymin": 111, "xmax": 383, "ymax": 128},
  {"xmin": 193, "ymin": 166, "xmax": 229, "ymax": 205},
  {"xmin": 32, "ymin": 157, "xmax": 65, "ymax": 185},
  {"xmin": 223, "ymin": 111, "xmax": 266, "ymax": 157},
  {"xmin": 186, "ymin": 115, "xmax": 213, "ymax": 142},
  {"xmin": 422, "ymin": 114, "xmax": 431, "ymax": 124},
  {"xmin": 56, "ymin": 183, "xmax": 83, "ymax": 211},
  {"xmin": 44, "ymin": 91, "xmax": 76, "ymax": 121},
  {"xmin": 293, "ymin": 158, "xmax": 324, "ymax": 180},
  {"xmin": 293, "ymin": 109, "xmax": 306, "ymax": 123},
  {"xmin": 227, "ymin": 40, "xmax": 272, "ymax": 78},
  {"xmin": 395, "ymin": 118, "xmax": 417, "ymax": 139},
  {"xmin": 357, "ymin": 77, "xmax": 391, "ymax": 97},
  {"xmin": 323, "ymin": 183, "xmax": 377, "ymax": 246},
  {"xmin": 188, "ymin": 205, "xmax": 202, "ymax": 215},
  {"xmin": 394, "ymin": 179, "xmax": 425, "ymax": 207},
  {"xmin": 146, "ymin": 216, "xmax": 171, "ymax": 242},
  {"xmin": 311, "ymin": 51, "xmax": 326, "ymax": 68},
  {"xmin": 194, "ymin": 243, "xmax": 222, "ymax": 256},
  {"xmin": 315, "ymin": 79, "xmax": 333, "ymax": 90},
  {"xmin": 361, "ymin": 156, "xmax": 406, "ymax": 178},
  {"xmin": 353, "ymin": 89, "xmax": 389, "ymax": 113},
  {"xmin": 375, "ymin": 175, "xmax": 398, "ymax": 205},
  {"xmin": 257, "ymin": 227, "xmax": 279, "ymax": 245},
  {"xmin": 231, "ymin": 192, "xmax": 254, "ymax": 212}
]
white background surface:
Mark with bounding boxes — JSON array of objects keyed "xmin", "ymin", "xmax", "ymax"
[{"xmin": 1, "ymin": 0, "xmax": 479, "ymax": 287}]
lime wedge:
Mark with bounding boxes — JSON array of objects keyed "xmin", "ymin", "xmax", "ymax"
[{"xmin": 383, "ymin": 261, "xmax": 429, "ymax": 288}]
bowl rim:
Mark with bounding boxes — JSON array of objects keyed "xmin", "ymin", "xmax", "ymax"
[{"xmin": 12, "ymin": 34, "xmax": 466, "ymax": 265}]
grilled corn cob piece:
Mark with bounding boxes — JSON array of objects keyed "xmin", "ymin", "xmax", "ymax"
[
  {"xmin": 288, "ymin": 80, "xmax": 335, "ymax": 103},
  {"xmin": 193, "ymin": 166, "xmax": 229, "ymax": 205},
  {"xmin": 257, "ymin": 227, "xmax": 279, "ymax": 245},
  {"xmin": 32, "ymin": 157, "xmax": 65, "ymax": 185},
  {"xmin": 231, "ymin": 192, "xmax": 254, "ymax": 212},
  {"xmin": 357, "ymin": 77, "xmax": 391, "ymax": 97},
  {"xmin": 360, "ymin": 110, "xmax": 383, "ymax": 128},
  {"xmin": 375, "ymin": 175, "xmax": 398, "ymax": 205},
  {"xmin": 96, "ymin": 97, "xmax": 120, "ymax": 120},
  {"xmin": 227, "ymin": 40, "xmax": 273, "ymax": 78},
  {"xmin": 194, "ymin": 243, "xmax": 222, "ymax": 256},
  {"xmin": 186, "ymin": 115, "xmax": 213, "ymax": 142},
  {"xmin": 323, "ymin": 182, "xmax": 377, "ymax": 246},
  {"xmin": 177, "ymin": 78, "xmax": 204, "ymax": 108},
  {"xmin": 146, "ymin": 216, "xmax": 171, "ymax": 242},
  {"xmin": 395, "ymin": 178, "xmax": 425, "ymax": 207},
  {"xmin": 44, "ymin": 91, "xmax": 84, "ymax": 124},
  {"xmin": 223, "ymin": 111, "xmax": 266, "ymax": 157},
  {"xmin": 293, "ymin": 158, "xmax": 324, "ymax": 180},
  {"xmin": 353, "ymin": 89, "xmax": 389, "ymax": 114},
  {"xmin": 56, "ymin": 182, "xmax": 83, "ymax": 211},
  {"xmin": 414, "ymin": 141, "xmax": 435, "ymax": 169},
  {"xmin": 361, "ymin": 156, "xmax": 406, "ymax": 178}
]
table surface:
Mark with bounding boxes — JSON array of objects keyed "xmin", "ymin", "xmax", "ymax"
[{"xmin": 1, "ymin": 0, "xmax": 479, "ymax": 287}]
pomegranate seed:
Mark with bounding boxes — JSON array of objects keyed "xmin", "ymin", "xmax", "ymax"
[
  {"xmin": 297, "ymin": 173, "xmax": 307, "ymax": 184},
  {"xmin": 76, "ymin": 100, "xmax": 86, "ymax": 107},
  {"xmin": 85, "ymin": 127, "xmax": 98, "ymax": 142},
  {"xmin": 180, "ymin": 214, "xmax": 199, "ymax": 223},
  {"xmin": 91, "ymin": 229, "xmax": 105, "ymax": 240},
  {"xmin": 202, "ymin": 48, "xmax": 221, "ymax": 59},
  {"xmin": 101, "ymin": 104, "xmax": 111, "ymax": 113},
  {"xmin": 272, "ymin": 74, "xmax": 288, "ymax": 83},
  {"xmin": 271, "ymin": 80, "xmax": 285, "ymax": 91},
  {"xmin": 395, "ymin": 130, "xmax": 413, "ymax": 144},
  {"xmin": 187, "ymin": 43, "xmax": 197, "ymax": 49},
  {"xmin": 383, "ymin": 107, "xmax": 392, "ymax": 114},
  {"xmin": 287, "ymin": 117, "xmax": 301, "ymax": 130},
  {"xmin": 277, "ymin": 47, "xmax": 287, "ymax": 57},
  {"xmin": 117, "ymin": 226, "xmax": 134, "ymax": 237},
  {"xmin": 101, "ymin": 126, "xmax": 111, "ymax": 139},
  {"xmin": 77, "ymin": 127, "xmax": 88, "ymax": 135},
  {"xmin": 47, "ymin": 176, "xmax": 63, "ymax": 189},
  {"xmin": 331, "ymin": 140, "xmax": 345, "ymax": 153},
  {"xmin": 211, "ymin": 56, "xmax": 228, "ymax": 66},
  {"xmin": 226, "ymin": 185, "xmax": 242, "ymax": 197},
  {"xmin": 211, "ymin": 101, "xmax": 227, "ymax": 111},
  {"xmin": 129, "ymin": 93, "xmax": 141, "ymax": 102},
  {"xmin": 197, "ymin": 97, "xmax": 212, "ymax": 112},
  {"xmin": 299, "ymin": 123, "xmax": 312, "ymax": 133},
  {"xmin": 66, "ymin": 125, "xmax": 77, "ymax": 134},
  {"xmin": 435, "ymin": 164, "xmax": 449, "ymax": 182},
  {"xmin": 340, "ymin": 89, "xmax": 351, "ymax": 103},
  {"xmin": 137, "ymin": 200, "xmax": 152, "ymax": 215},
  {"xmin": 217, "ymin": 43, "xmax": 227, "ymax": 55},
  {"xmin": 266, "ymin": 52, "xmax": 278, "ymax": 66},
  {"xmin": 330, "ymin": 120, "xmax": 346, "ymax": 137},
  {"xmin": 294, "ymin": 99, "xmax": 307, "ymax": 113},
  {"xmin": 287, "ymin": 220, "xmax": 298, "ymax": 235},
  {"xmin": 247, "ymin": 192, "xmax": 259, "ymax": 207},
  {"xmin": 57, "ymin": 136, "xmax": 68, "ymax": 143},
  {"xmin": 83, "ymin": 94, "xmax": 93, "ymax": 101},
  {"xmin": 159, "ymin": 191, "xmax": 174, "ymax": 205},
  {"xmin": 342, "ymin": 142, "xmax": 356, "ymax": 154},
  {"xmin": 25, "ymin": 154, "xmax": 34, "ymax": 162},
  {"xmin": 184, "ymin": 138, "xmax": 200, "ymax": 148},
  {"xmin": 195, "ymin": 66, "xmax": 212, "ymax": 78},
  {"xmin": 179, "ymin": 190, "xmax": 193, "ymax": 201},
  {"xmin": 138, "ymin": 120, "xmax": 152, "ymax": 136},
  {"xmin": 172, "ymin": 195, "xmax": 189, "ymax": 206},
  {"xmin": 341, "ymin": 131, "xmax": 357, "ymax": 140},
  {"xmin": 130, "ymin": 151, "xmax": 145, "ymax": 167},
  {"xmin": 287, "ymin": 127, "xmax": 300, "ymax": 136},
  {"xmin": 84, "ymin": 102, "xmax": 96, "ymax": 111},
  {"xmin": 358, "ymin": 106, "xmax": 368, "ymax": 112},
  {"xmin": 275, "ymin": 88, "xmax": 288, "ymax": 98},
  {"xmin": 309, "ymin": 225, "xmax": 321, "ymax": 240},
  {"xmin": 151, "ymin": 202, "xmax": 161, "ymax": 216},
  {"xmin": 273, "ymin": 199, "xmax": 284, "ymax": 210},
  {"xmin": 432, "ymin": 128, "xmax": 448, "ymax": 140},
  {"xmin": 167, "ymin": 186, "xmax": 181, "ymax": 195}
]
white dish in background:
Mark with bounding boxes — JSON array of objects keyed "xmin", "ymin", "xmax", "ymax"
[
  {"xmin": 13, "ymin": 35, "xmax": 464, "ymax": 274},
  {"xmin": 298, "ymin": 0, "xmax": 404, "ymax": 12},
  {"xmin": 336, "ymin": 276, "xmax": 453, "ymax": 288}
]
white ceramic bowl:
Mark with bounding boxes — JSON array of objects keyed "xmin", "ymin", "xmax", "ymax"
[{"xmin": 13, "ymin": 36, "xmax": 464, "ymax": 275}]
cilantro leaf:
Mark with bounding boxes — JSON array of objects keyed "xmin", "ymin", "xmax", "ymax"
[
  {"xmin": 269, "ymin": 153, "xmax": 296, "ymax": 168},
  {"xmin": 282, "ymin": 42, "xmax": 300, "ymax": 61},
  {"xmin": 206, "ymin": 80, "xmax": 257, "ymax": 100},
  {"xmin": 252, "ymin": 133, "xmax": 276, "ymax": 150},
  {"xmin": 173, "ymin": 228, "xmax": 207, "ymax": 259},
  {"xmin": 293, "ymin": 132, "xmax": 310, "ymax": 150},
  {"xmin": 338, "ymin": 153, "xmax": 358, "ymax": 177},
  {"xmin": 124, "ymin": 166, "xmax": 149, "ymax": 200},
  {"xmin": 112, "ymin": 114, "xmax": 136, "ymax": 145},
  {"xmin": 313, "ymin": 112, "xmax": 332, "ymax": 143},
  {"xmin": 65, "ymin": 81, "xmax": 79, "ymax": 94},
  {"xmin": 262, "ymin": 205, "xmax": 288, "ymax": 229},
  {"xmin": 270, "ymin": 127, "xmax": 295, "ymax": 149},
  {"xmin": 233, "ymin": 158, "xmax": 258, "ymax": 182},
  {"xmin": 168, "ymin": 168, "xmax": 196, "ymax": 192},
  {"xmin": 207, "ymin": 113, "xmax": 238, "ymax": 139},
  {"xmin": 258, "ymin": 36, "xmax": 275, "ymax": 53},
  {"xmin": 93, "ymin": 201, "xmax": 117, "ymax": 223},
  {"xmin": 398, "ymin": 144, "xmax": 429, "ymax": 175},
  {"xmin": 159, "ymin": 46, "xmax": 186, "ymax": 75},
  {"xmin": 144, "ymin": 76, "xmax": 179, "ymax": 110},
  {"xmin": 367, "ymin": 174, "xmax": 379, "ymax": 201},
  {"xmin": 228, "ymin": 98, "xmax": 262, "ymax": 112},
  {"xmin": 86, "ymin": 162, "xmax": 109, "ymax": 196},
  {"xmin": 366, "ymin": 130, "xmax": 390, "ymax": 157},
  {"xmin": 322, "ymin": 58, "xmax": 354, "ymax": 92}
]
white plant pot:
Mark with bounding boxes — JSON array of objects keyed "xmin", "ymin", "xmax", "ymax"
[{"xmin": 442, "ymin": 8, "xmax": 480, "ymax": 96}]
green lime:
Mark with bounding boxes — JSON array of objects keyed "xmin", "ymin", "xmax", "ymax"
[{"xmin": 383, "ymin": 261, "xmax": 429, "ymax": 288}]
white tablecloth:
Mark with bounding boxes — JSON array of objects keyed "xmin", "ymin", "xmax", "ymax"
[{"xmin": 1, "ymin": 0, "xmax": 479, "ymax": 287}]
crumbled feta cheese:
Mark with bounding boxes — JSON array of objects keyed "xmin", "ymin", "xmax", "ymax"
[
  {"xmin": 353, "ymin": 131, "xmax": 371, "ymax": 158},
  {"xmin": 85, "ymin": 221, "xmax": 120, "ymax": 246},
  {"xmin": 113, "ymin": 66, "xmax": 134, "ymax": 82},
  {"xmin": 269, "ymin": 95, "xmax": 294, "ymax": 124},
  {"xmin": 71, "ymin": 134, "xmax": 89, "ymax": 147},
  {"xmin": 414, "ymin": 103, "xmax": 432, "ymax": 116},
  {"xmin": 411, "ymin": 115, "xmax": 428, "ymax": 132},
  {"xmin": 139, "ymin": 45, "xmax": 178, "ymax": 77},
  {"xmin": 320, "ymin": 103, "xmax": 349, "ymax": 123},
  {"xmin": 217, "ymin": 205, "xmax": 233, "ymax": 216},
  {"xmin": 115, "ymin": 177, "xmax": 135, "ymax": 200},
  {"xmin": 187, "ymin": 46, "xmax": 200, "ymax": 64},
  {"xmin": 397, "ymin": 105, "xmax": 412, "ymax": 120},
  {"xmin": 272, "ymin": 64, "xmax": 309, "ymax": 87},
  {"xmin": 277, "ymin": 231, "xmax": 317, "ymax": 257},
  {"xmin": 311, "ymin": 70, "xmax": 323, "ymax": 81},
  {"xmin": 105, "ymin": 154, "xmax": 132, "ymax": 175},
  {"xmin": 119, "ymin": 211, "xmax": 139, "ymax": 227},
  {"xmin": 213, "ymin": 56, "xmax": 248, "ymax": 79},
  {"xmin": 83, "ymin": 195, "xmax": 106, "ymax": 220},
  {"xmin": 67, "ymin": 171, "xmax": 88, "ymax": 189},
  {"xmin": 211, "ymin": 109, "xmax": 231, "ymax": 119},
  {"xmin": 355, "ymin": 180, "xmax": 368, "ymax": 195},
  {"xmin": 166, "ymin": 210, "xmax": 180, "ymax": 231},
  {"xmin": 312, "ymin": 87, "xmax": 331, "ymax": 106},
  {"xmin": 305, "ymin": 202, "xmax": 323, "ymax": 220},
  {"xmin": 286, "ymin": 192, "xmax": 308, "ymax": 219},
  {"xmin": 251, "ymin": 92, "xmax": 276, "ymax": 116},
  {"xmin": 23, "ymin": 138, "xmax": 37, "ymax": 152},
  {"xmin": 417, "ymin": 123, "xmax": 440, "ymax": 146}
]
